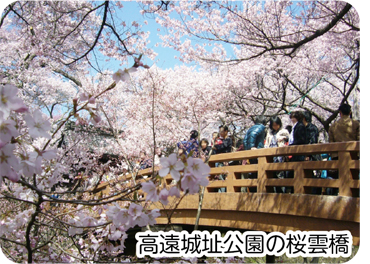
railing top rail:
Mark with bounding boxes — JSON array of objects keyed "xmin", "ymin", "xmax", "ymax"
[
  {"xmin": 93, "ymin": 141, "xmax": 359, "ymax": 193},
  {"xmin": 208, "ymin": 141, "xmax": 359, "ymax": 164}
]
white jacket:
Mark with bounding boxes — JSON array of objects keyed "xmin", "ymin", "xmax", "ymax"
[{"xmin": 264, "ymin": 128, "xmax": 290, "ymax": 148}]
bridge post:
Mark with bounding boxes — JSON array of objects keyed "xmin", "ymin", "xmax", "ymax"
[
  {"xmin": 257, "ymin": 157, "xmax": 268, "ymax": 193},
  {"xmin": 338, "ymin": 151, "xmax": 352, "ymax": 196},
  {"xmin": 294, "ymin": 165, "xmax": 305, "ymax": 194}
]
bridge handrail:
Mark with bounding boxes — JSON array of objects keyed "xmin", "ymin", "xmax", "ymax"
[{"xmin": 94, "ymin": 141, "xmax": 359, "ymax": 197}]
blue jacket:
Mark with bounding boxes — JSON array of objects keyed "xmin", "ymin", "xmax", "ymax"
[
  {"xmin": 177, "ymin": 138, "xmax": 200, "ymax": 158},
  {"xmin": 243, "ymin": 124, "xmax": 266, "ymax": 150}
]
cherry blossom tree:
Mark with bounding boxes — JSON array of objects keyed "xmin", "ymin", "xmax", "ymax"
[
  {"xmin": 141, "ymin": 0, "xmax": 360, "ymax": 136},
  {"xmin": 0, "ymin": 1, "xmax": 212, "ymax": 262},
  {"xmin": 0, "ymin": 0, "xmax": 361, "ymax": 262}
]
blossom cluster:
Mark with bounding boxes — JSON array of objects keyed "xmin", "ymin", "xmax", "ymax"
[
  {"xmin": 0, "ymin": 83, "xmax": 56, "ymax": 184},
  {"xmin": 142, "ymin": 153, "xmax": 211, "ymax": 204}
]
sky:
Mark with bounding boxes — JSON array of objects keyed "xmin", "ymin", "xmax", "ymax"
[
  {"xmin": 101, "ymin": 1, "xmax": 185, "ymax": 70},
  {"xmin": 87, "ymin": 1, "xmax": 237, "ymax": 73}
]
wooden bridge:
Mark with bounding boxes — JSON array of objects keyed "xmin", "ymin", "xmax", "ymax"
[{"xmin": 95, "ymin": 141, "xmax": 360, "ymax": 246}]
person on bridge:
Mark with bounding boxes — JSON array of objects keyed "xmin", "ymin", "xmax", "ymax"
[
  {"xmin": 303, "ymin": 111, "xmax": 319, "ymax": 145},
  {"xmin": 210, "ymin": 131, "xmax": 219, "ymax": 147},
  {"xmin": 243, "ymin": 115, "xmax": 267, "ymax": 184},
  {"xmin": 288, "ymin": 111, "xmax": 306, "ymax": 148},
  {"xmin": 199, "ymin": 138, "xmax": 212, "ymax": 162},
  {"xmin": 302, "ymin": 111, "xmax": 322, "ymax": 194},
  {"xmin": 329, "ymin": 104, "xmax": 360, "ymax": 144},
  {"xmin": 212, "ymin": 125, "xmax": 232, "ymax": 155},
  {"xmin": 243, "ymin": 115, "xmax": 267, "ymax": 152},
  {"xmin": 286, "ymin": 111, "xmax": 306, "ymax": 192},
  {"xmin": 303, "ymin": 111, "xmax": 321, "ymax": 160},
  {"xmin": 212, "ymin": 125, "xmax": 232, "ymax": 192},
  {"xmin": 265, "ymin": 116, "xmax": 290, "ymax": 193},
  {"xmin": 327, "ymin": 104, "xmax": 360, "ymax": 190},
  {"xmin": 177, "ymin": 130, "xmax": 200, "ymax": 158}
]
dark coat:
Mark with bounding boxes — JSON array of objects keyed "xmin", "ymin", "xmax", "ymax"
[
  {"xmin": 243, "ymin": 123, "xmax": 266, "ymax": 150},
  {"xmin": 290, "ymin": 121, "xmax": 306, "ymax": 145},
  {"xmin": 201, "ymin": 146, "xmax": 212, "ymax": 156},
  {"xmin": 306, "ymin": 123, "xmax": 319, "ymax": 144},
  {"xmin": 214, "ymin": 137, "xmax": 232, "ymax": 154}
]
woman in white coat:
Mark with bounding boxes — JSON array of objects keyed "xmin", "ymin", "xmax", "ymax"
[{"xmin": 265, "ymin": 116, "xmax": 290, "ymax": 193}]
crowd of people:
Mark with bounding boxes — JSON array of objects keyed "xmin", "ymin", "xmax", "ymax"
[
  {"xmin": 174, "ymin": 104, "xmax": 359, "ymax": 193},
  {"xmin": 137, "ymin": 104, "xmax": 359, "ymax": 195}
]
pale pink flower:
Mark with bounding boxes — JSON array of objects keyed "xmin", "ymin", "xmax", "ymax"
[
  {"xmin": 128, "ymin": 203, "xmax": 142, "ymax": 217},
  {"xmin": 79, "ymin": 92, "xmax": 89, "ymax": 102},
  {"xmin": 158, "ymin": 153, "xmax": 184, "ymax": 181},
  {"xmin": 24, "ymin": 109, "xmax": 51, "ymax": 139},
  {"xmin": 108, "ymin": 230, "xmax": 123, "ymax": 240},
  {"xmin": 148, "ymin": 209, "xmax": 161, "ymax": 225},
  {"xmin": 158, "ymin": 188, "xmax": 169, "ymax": 205},
  {"xmin": 88, "ymin": 97, "xmax": 96, "ymax": 104},
  {"xmin": 168, "ymin": 186, "xmax": 181, "ymax": 198},
  {"xmin": 20, "ymin": 159, "xmax": 35, "ymax": 177},
  {"xmin": 14, "ymin": 105, "xmax": 28, "ymax": 113},
  {"xmin": 199, "ymin": 176, "xmax": 209, "ymax": 187},
  {"xmin": 134, "ymin": 213, "xmax": 149, "ymax": 227},
  {"xmin": 43, "ymin": 175, "xmax": 58, "ymax": 188},
  {"xmin": 0, "ymin": 111, "xmax": 19, "ymax": 143},
  {"xmin": 7, "ymin": 168, "xmax": 19, "ymax": 182},
  {"xmin": 186, "ymin": 157, "xmax": 210, "ymax": 178},
  {"xmin": 68, "ymin": 222, "xmax": 83, "ymax": 236},
  {"xmin": 82, "ymin": 216, "xmax": 97, "ymax": 227},
  {"xmin": 113, "ymin": 209, "xmax": 132, "ymax": 227},
  {"xmin": 0, "ymin": 144, "xmax": 19, "ymax": 177},
  {"xmin": 112, "ymin": 67, "xmax": 137, "ymax": 83},
  {"xmin": 24, "ymin": 149, "xmax": 56, "ymax": 177},
  {"xmin": 106, "ymin": 203, "xmax": 122, "ymax": 220},
  {"xmin": 141, "ymin": 181, "xmax": 159, "ymax": 202},
  {"xmin": 90, "ymin": 112, "xmax": 101, "ymax": 125},
  {"xmin": 0, "ymin": 140, "xmax": 6, "ymax": 149},
  {"xmin": 0, "ymin": 84, "xmax": 27, "ymax": 118},
  {"xmin": 181, "ymin": 173, "xmax": 200, "ymax": 194}
]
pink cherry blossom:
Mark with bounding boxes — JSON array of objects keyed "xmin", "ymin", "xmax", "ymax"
[
  {"xmin": 141, "ymin": 181, "xmax": 159, "ymax": 202},
  {"xmin": 158, "ymin": 188, "xmax": 169, "ymax": 205},
  {"xmin": 7, "ymin": 168, "xmax": 20, "ymax": 182},
  {"xmin": 181, "ymin": 173, "xmax": 200, "ymax": 194},
  {"xmin": 134, "ymin": 213, "xmax": 149, "ymax": 227},
  {"xmin": 0, "ymin": 112, "xmax": 19, "ymax": 143},
  {"xmin": 114, "ymin": 209, "xmax": 132, "ymax": 227},
  {"xmin": 79, "ymin": 92, "xmax": 89, "ymax": 102},
  {"xmin": 128, "ymin": 203, "xmax": 142, "ymax": 217},
  {"xmin": 0, "ymin": 84, "xmax": 27, "ymax": 118},
  {"xmin": 24, "ymin": 109, "xmax": 52, "ymax": 139},
  {"xmin": 90, "ymin": 112, "xmax": 102, "ymax": 125},
  {"xmin": 88, "ymin": 97, "xmax": 96, "ymax": 104},
  {"xmin": 108, "ymin": 230, "xmax": 123, "ymax": 240},
  {"xmin": 168, "ymin": 186, "xmax": 181, "ymax": 198},
  {"xmin": 186, "ymin": 157, "xmax": 210, "ymax": 178},
  {"xmin": 0, "ymin": 144, "xmax": 19, "ymax": 178},
  {"xmin": 158, "ymin": 153, "xmax": 185, "ymax": 181},
  {"xmin": 112, "ymin": 67, "xmax": 137, "ymax": 83},
  {"xmin": 148, "ymin": 209, "xmax": 161, "ymax": 225}
]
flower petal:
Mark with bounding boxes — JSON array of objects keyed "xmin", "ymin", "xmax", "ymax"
[{"xmin": 158, "ymin": 167, "xmax": 170, "ymax": 177}]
